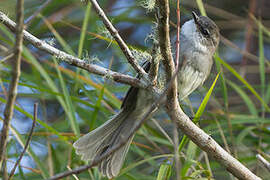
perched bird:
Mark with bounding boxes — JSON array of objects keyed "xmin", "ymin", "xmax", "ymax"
[{"xmin": 73, "ymin": 12, "xmax": 220, "ymax": 178}]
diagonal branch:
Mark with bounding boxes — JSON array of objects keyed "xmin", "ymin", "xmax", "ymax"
[
  {"xmin": 0, "ymin": 11, "xmax": 146, "ymax": 89},
  {"xmin": 8, "ymin": 103, "xmax": 37, "ymax": 180},
  {"xmin": 89, "ymin": 0, "xmax": 148, "ymax": 78},
  {"xmin": 256, "ymin": 154, "xmax": 270, "ymax": 172},
  {"xmin": 167, "ymin": 103, "xmax": 261, "ymax": 180},
  {"xmin": 0, "ymin": 0, "xmax": 24, "ymax": 169}
]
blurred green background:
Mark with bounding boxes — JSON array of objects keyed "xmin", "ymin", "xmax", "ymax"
[{"xmin": 0, "ymin": 0, "xmax": 270, "ymax": 179}]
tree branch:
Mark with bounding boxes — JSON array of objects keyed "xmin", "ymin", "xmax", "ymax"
[
  {"xmin": 156, "ymin": 0, "xmax": 180, "ymax": 179},
  {"xmin": 89, "ymin": 0, "xmax": 148, "ymax": 78},
  {"xmin": 256, "ymin": 154, "xmax": 270, "ymax": 172},
  {"xmin": 8, "ymin": 103, "xmax": 37, "ymax": 180},
  {"xmin": 0, "ymin": 11, "xmax": 146, "ymax": 89},
  {"xmin": 0, "ymin": 0, "xmax": 24, "ymax": 168},
  {"xmin": 148, "ymin": 43, "xmax": 160, "ymax": 85},
  {"xmin": 167, "ymin": 102, "xmax": 261, "ymax": 180},
  {"xmin": 175, "ymin": 0, "xmax": 181, "ymax": 68}
]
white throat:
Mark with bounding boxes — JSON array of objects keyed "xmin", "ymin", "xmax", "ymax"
[{"xmin": 180, "ymin": 20, "xmax": 208, "ymax": 54}]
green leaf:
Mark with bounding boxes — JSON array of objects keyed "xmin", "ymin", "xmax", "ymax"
[
  {"xmin": 258, "ymin": 18, "xmax": 265, "ymax": 112},
  {"xmin": 0, "ymin": 97, "xmax": 68, "ymax": 142},
  {"xmin": 90, "ymin": 84, "xmax": 105, "ymax": 130},
  {"xmin": 39, "ymin": 14, "xmax": 75, "ymax": 55},
  {"xmin": 53, "ymin": 57, "xmax": 80, "ymax": 137},
  {"xmin": 78, "ymin": 2, "xmax": 92, "ymax": 59},
  {"xmin": 119, "ymin": 154, "xmax": 173, "ymax": 176},
  {"xmin": 156, "ymin": 162, "xmax": 172, "ymax": 180},
  {"xmin": 2, "ymin": 121, "xmax": 49, "ymax": 178},
  {"xmin": 196, "ymin": 0, "xmax": 207, "ymax": 16},
  {"xmin": 74, "ymin": 2, "xmax": 92, "ymax": 94},
  {"xmin": 181, "ymin": 141, "xmax": 197, "ymax": 177},
  {"xmin": 194, "ymin": 72, "xmax": 220, "ymax": 120},
  {"xmin": 214, "ymin": 53, "xmax": 228, "ymax": 109},
  {"xmin": 226, "ymin": 80, "xmax": 258, "ymax": 116},
  {"xmin": 179, "ymin": 72, "xmax": 220, "ymax": 151},
  {"xmin": 216, "ymin": 56, "xmax": 270, "ymax": 112},
  {"xmin": 236, "ymin": 126, "xmax": 257, "ymax": 145},
  {"xmin": 22, "ymin": 48, "xmax": 79, "ymax": 138}
]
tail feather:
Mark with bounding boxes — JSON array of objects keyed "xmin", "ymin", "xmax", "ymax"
[
  {"xmin": 98, "ymin": 135, "xmax": 134, "ymax": 178},
  {"xmin": 73, "ymin": 86, "xmax": 154, "ymax": 178},
  {"xmin": 73, "ymin": 109, "xmax": 128, "ymax": 162},
  {"xmin": 73, "ymin": 109, "xmax": 135, "ymax": 177}
]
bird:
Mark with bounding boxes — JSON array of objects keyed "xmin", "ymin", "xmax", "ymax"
[{"xmin": 73, "ymin": 11, "xmax": 220, "ymax": 178}]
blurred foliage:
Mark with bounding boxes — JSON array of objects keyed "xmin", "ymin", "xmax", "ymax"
[{"xmin": 0, "ymin": 0, "xmax": 270, "ymax": 179}]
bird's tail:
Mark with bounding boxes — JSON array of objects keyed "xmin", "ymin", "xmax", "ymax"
[{"xmin": 73, "ymin": 108, "xmax": 136, "ymax": 178}]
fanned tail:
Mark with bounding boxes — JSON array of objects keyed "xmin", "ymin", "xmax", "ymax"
[{"xmin": 73, "ymin": 108, "xmax": 136, "ymax": 178}]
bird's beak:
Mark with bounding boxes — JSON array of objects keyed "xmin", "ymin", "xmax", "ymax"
[{"xmin": 192, "ymin": 11, "xmax": 199, "ymax": 24}]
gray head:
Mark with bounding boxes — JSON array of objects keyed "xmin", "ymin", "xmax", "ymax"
[
  {"xmin": 191, "ymin": 11, "xmax": 220, "ymax": 52},
  {"xmin": 181, "ymin": 12, "xmax": 220, "ymax": 55}
]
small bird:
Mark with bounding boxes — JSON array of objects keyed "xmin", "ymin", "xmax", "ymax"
[{"xmin": 73, "ymin": 11, "xmax": 220, "ymax": 178}]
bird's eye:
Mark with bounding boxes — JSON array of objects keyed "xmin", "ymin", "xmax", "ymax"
[{"xmin": 201, "ymin": 28, "xmax": 210, "ymax": 36}]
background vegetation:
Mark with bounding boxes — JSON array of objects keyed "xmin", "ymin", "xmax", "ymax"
[{"xmin": 0, "ymin": 0, "xmax": 270, "ymax": 179}]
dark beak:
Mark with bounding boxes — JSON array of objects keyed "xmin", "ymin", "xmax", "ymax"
[{"xmin": 192, "ymin": 11, "xmax": 199, "ymax": 24}]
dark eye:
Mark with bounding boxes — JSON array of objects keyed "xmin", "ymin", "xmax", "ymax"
[{"xmin": 201, "ymin": 28, "xmax": 210, "ymax": 36}]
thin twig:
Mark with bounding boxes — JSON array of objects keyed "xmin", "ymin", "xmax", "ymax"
[
  {"xmin": 157, "ymin": 0, "xmax": 180, "ymax": 179},
  {"xmin": 0, "ymin": 44, "xmax": 9, "ymax": 52},
  {"xmin": 149, "ymin": 43, "xmax": 160, "ymax": 85},
  {"xmin": 175, "ymin": 0, "xmax": 181, "ymax": 68},
  {"xmin": 0, "ymin": 53, "xmax": 14, "ymax": 63},
  {"xmin": 203, "ymin": 152, "xmax": 213, "ymax": 178},
  {"xmin": 66, "ymin": 166, "xmax": 79, "ymax": 180},
  {"xmin": 8, "ymin": 103, "xmax": 38, "ymax": 180},
  {"xmin": 151, "ymin": 118, "xmax": 174, "ymax": 145},
  {"xmin": 0, "ymin": 11, "xmax": 146, "ymax": 89},
  {"xmin": 141, "ymin": 132, "xmax": 164, "ymax": 154},
  {"xmin": 0, "ymin": 0, "xmax": 24, "ymax": 169},
  {"xmin": 6, "ymin": 159, "xmax": 41, "ymax": 174},
  {"xmin": 214, "ymin": 116, "xmax": 231, "ymax": 154},
  {"xmin": 89, "ymin": 0, "xmax": 148, "ymax": 78},
  {"xmin": 172, "ymin": 120, "xmax": 180, "ymax": 179},
  {"xmin": 256, "ymin": 154, "xmax": 270, "ymax": 172},
  {"xmin": 174, "ymin": 0, "xmax": 181, "ymax": 178}
]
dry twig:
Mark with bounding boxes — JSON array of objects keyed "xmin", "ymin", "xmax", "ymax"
[
  {"xmin": 256, "ymin": 154, "xmax": 270, "ymax": 172},
  {"xmin": 0, "ymin": 0, "xmax": 24, "ymax": 169},
  {"xmin": 156, "ymin": 0, "xmax": 180, "ymax": 179},
  {"xmin": 8, "ymin": 103, "xmax": 38, "ymax": 179},
  {"xmin": 0, "ymin": 11, "xmax": 146, "ymax": 89},
  {"xmin": 89, "ymin": 0, "xmax": 148, "ymax": 78}
]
